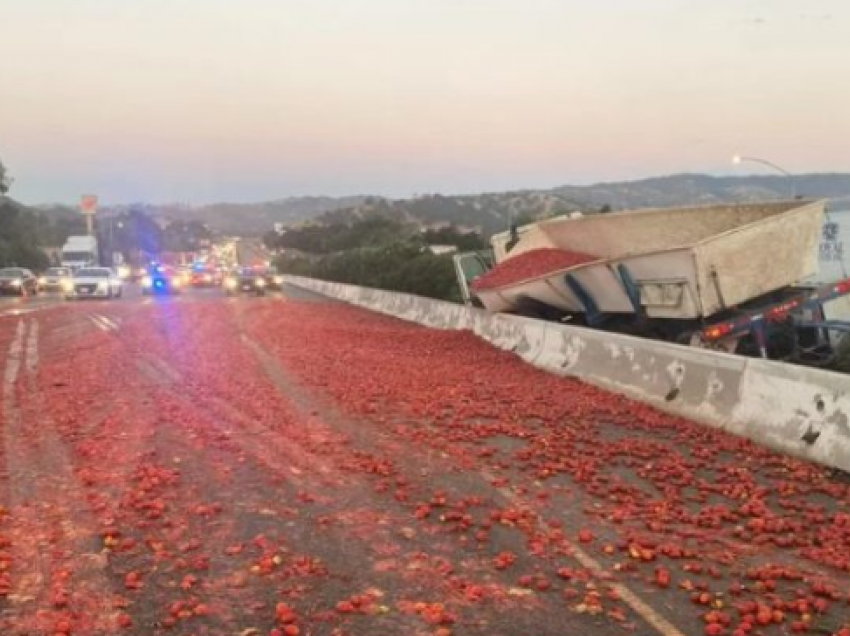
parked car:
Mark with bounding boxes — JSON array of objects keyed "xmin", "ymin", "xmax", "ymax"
[
  {"xmin": 0, "ymin": 268, "xmax": 39, "ymax": 296},
  {"xmin": 65, "ymin": 267, "xmax": 123, "ymax": 300},
  {"xmin": 38, "ymin": 267, "xmax": 73, "ymax": 292}
]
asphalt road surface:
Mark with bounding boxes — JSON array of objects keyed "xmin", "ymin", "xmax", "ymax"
[{"xmin": 0, "ymin": 286, "xmax": 848, "ymax": 636}]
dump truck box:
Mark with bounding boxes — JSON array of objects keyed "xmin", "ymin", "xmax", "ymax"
[{"xmin": 474, "ymin": 200, "xmax": 826, "ymax": 320}]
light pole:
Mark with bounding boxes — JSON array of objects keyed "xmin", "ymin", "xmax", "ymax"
[{"xmin": 732, "ymin": 155, "xmax": 796, "ymax": 199}]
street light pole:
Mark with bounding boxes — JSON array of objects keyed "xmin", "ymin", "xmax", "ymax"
[{"xmin": 732, "ymin": 155, "xmax": 796, "ymax": 199}]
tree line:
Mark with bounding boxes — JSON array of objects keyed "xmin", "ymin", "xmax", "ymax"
[
  {"xmin": 0, "ymin": 156, "xmax": 214, "ymax": 268},
  {"xmin": 266, "ymin": 218, "xmax": 488, "ymax": 302}
]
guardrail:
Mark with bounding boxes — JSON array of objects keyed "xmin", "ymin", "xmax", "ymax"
[{"xmin": 285, "ymin": 276, "xmax": 850, "ymax": 473}]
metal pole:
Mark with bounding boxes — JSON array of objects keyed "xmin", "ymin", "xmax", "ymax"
[{"xmin": 734, "ymin": 156, "xmax": 796, "ymax": 199}]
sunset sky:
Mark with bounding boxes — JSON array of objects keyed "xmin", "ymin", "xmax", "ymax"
[{"xmin": 1, "ymin": 0, "xmax": 848, "ymax": 204}]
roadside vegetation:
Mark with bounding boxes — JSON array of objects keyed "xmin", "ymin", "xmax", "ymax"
[{"xmin": 266, "ymin": 218, "xmax": 487, "ymax": 302}]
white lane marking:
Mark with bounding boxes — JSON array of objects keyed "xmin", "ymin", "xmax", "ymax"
[
  {"xmin": 483, "ymin": 470, "xmax": 687, "ymax": 636},
  {"xmin": 3, "ymin": 320, "xmax": 26, "ymax": 396},
  {"xmin": 98, "ymin": 314, "xmax": 120, "ymax": 331},
  {"xmin": 1, "ymin": 317, "xmax": 117, "ymax": 632},
  {"xmin": 25, "ymin": 320, "xmax": 38, "ymax": 374},
  {"xmin": 89, "ymin": 315, "xmax": 109, "ymax": 332},
  {"xmin": 89, "ymin": 314, "xmax": 119, "ymax": 332}
]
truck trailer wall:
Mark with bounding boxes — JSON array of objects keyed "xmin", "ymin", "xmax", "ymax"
[{"xmin": 285, "ymin": 275, "xmax": 850, "ymax": 473}]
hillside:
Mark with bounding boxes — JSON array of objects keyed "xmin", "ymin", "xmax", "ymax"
[
  {"xmin": 34, "ymin": 173, "xmax": 850, "ymax": 238},
  {"xmin": 313, "ymin": 173, "xmax": 850, "ymax": 236},
  {"xmin": 100, "ymin": 196, "xmax": 371, "ymax": 236},
  {"xmin": 548, "ymin": 173, "xmax": 850, "ymax": 210}
]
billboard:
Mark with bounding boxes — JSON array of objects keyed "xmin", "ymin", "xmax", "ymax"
[{"xmin": 80, "ymin": 194, "xmax": 98, "ymax": 215}]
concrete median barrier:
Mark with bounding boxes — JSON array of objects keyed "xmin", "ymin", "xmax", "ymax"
[{"xmin": 285, "ymin": 276, "xmax": 850, "ymax": 472}]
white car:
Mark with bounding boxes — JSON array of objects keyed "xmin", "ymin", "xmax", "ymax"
[
  {"xmin": 38, "ymin": 267, "xmax": 73, "ymax": 292},
  {"xmin": 65, "ymin": 267, "xmax": 123, "ymax": 300}
]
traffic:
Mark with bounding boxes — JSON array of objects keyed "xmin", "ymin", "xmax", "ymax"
[{"xmin": 0, "ymin": 241, "xmax": 283, "ymax": 305}]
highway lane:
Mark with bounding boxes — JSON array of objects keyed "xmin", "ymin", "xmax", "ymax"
[
  {"xmin": 0, "ymin": 291, "xmax": 67, "ymax": 318},
  {"xmin": 0, "ymin": 287, "xmax": 848, "ymax": 636}
]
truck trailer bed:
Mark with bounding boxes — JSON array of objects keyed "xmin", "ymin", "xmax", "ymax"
[{"xmin": 474, "ymin": 200, "xmax": 826, "ymax": 320}]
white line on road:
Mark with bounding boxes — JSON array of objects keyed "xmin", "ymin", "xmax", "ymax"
[
  {"xmin": 482, "ymin": 468, "xmax": 687, "ymax": 636},
  {"xmin": 3, "ymin": 320, "xmax": 26, "ymax": 395},
  {"xmin": 25, "ymin": 320, "xmax": 39, "ymax": 374},
  {"xmin": 89, "ymin": 314, "xmax": 119, "ymax": 332},
  {"xmin": 99, "ymin": 314, "xmax": 120, "ymax": 331}
]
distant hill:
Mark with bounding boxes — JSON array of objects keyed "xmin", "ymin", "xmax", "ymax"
[
  {"xmin": 548, "ymin": 173, "xmax": 850, "ymax": 210},
  {"xmin": 316, "ymin": 192, "xmax": 582, "ymax": 236},
  {"xmin": 100, "ymin": 196, "xmax": 371, "ymax": 236},
  {"xmin": 314, "ymin": 173, "xmax": 850, "ymax": 236},
  {"xmin": 35, "ymin": 173, "xmax": 850, "ymax": 238}
]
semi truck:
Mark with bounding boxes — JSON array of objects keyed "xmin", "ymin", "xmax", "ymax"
[
  {"xmin": 454, "ymin": 200, "xmax": 850, "ymax": 369},
  {"xmin": 61, "ymin": 236, "xmax": 99, "ymax": 271}
]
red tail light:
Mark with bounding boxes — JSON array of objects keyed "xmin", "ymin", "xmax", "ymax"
[
  {"xmin": 766, "ymin": 299, "xmax": 800, "ymax": 321},
  {"xmin": 704, "ymin": 323, "xmax": 734, "ymax": 340},
  {"xmin": 834, "ymin": 279, "xmax": 850, "ymax": 295}
]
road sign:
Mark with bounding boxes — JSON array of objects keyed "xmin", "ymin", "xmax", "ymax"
[{"xmin": 80, "ymin": 194, "xmax": 98, "ymax": 215}]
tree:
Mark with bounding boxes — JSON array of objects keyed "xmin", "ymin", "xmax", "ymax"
[
  {"xmin": 0, "ymin": 199, "xmax": 50, "ymax": 269},
  {"xmin": 162, "ymin": 220, "xmax": 211, "ymax": 252},
  {"xmin": 0, "ymin": 158, "xmax": 11, "ymax": 195}
]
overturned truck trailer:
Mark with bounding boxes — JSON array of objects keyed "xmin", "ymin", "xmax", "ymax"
[{"xmin": 455, "ymin": 200, "xmax": 850, "ymax": 367}]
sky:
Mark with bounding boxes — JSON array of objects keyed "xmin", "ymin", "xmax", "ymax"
[{"xmin": 1, "ymin": 0, "xmax": 849, "ymax": 204}]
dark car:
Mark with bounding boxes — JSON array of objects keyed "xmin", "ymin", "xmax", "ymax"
[
  {"xmin": 0, "ymin": 268, "xmax": 39, "ymax": 296},
  {"xmin": 223, "ymin": 268, "xmax": 267, "ymax": 296},
  {"xmin": 261, "ymin": 266, "xmax": 285, "ymax": 291},
  {"xmin": 141, "ymin": 265, "xmax": 184, "ymax": 295}
]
